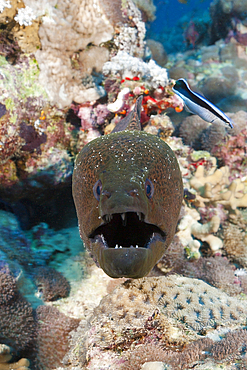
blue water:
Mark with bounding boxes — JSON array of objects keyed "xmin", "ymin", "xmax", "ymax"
[
  {"xmin": 151, "ymin": 0, "xmax": 211, "ymax": 30},
  {"xmin": 146, "ymin": 0, "xmax": 212, "ymax": 53}
]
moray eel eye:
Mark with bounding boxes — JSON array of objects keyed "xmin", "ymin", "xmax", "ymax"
[
  {"xmin": 145, "ymin": 178, "xmax": 154, "ymax": 199},
  {"xmin": 93, "ymin": 180, "xmax": 102, "ymax": 201}
]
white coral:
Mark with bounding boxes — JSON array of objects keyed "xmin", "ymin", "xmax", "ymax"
[
  {"xmin": 14, "ymin": 6, "xmax": 36, "ymax": 26},
  {"xmin": 21, "ymin": 0, "xmax": 114, "ymax": 108},
  {"xmin": 103, "ymin": 51, "xmax": 168, "ymax": 88},
  {"xmin": 0, "ymin": 0, "xmax": 11, "ymax": 13}
]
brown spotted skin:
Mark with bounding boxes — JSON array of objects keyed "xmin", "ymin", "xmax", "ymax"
[{"xmin": 72, "ymin": 129, "xmax": 183, "ymax": 278}]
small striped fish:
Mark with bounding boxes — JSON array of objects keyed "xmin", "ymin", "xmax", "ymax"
[{"xmin": 172, "ymin": 78, "xmax": 233, "ymax": 128}]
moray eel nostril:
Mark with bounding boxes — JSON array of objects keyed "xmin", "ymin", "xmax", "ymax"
[{"xmin": 72, "ymin": 96, "xmax": 183, "ymax": 278}]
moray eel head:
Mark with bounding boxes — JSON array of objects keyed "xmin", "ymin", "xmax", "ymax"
[
  {"xmin": 73, "ymin": 133, "xmax": 183, "ymax": 278},
  {"xmin": 72, "ymin": 98, "xmax": 183, "ymax": 278}
]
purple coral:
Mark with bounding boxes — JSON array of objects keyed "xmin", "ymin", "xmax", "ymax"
[
  {"xmin": 211, "ymin": 128, "xmax": 247, "ymax": 179},
  {"xmin": 19, "ymin": 122, "xmax": 47, "ymax": 154},
  {"xmin": 0, "ymin": 271, "xmax": 36, "ymax": 354},
  {"xmin": 78, "ymin": 103, "xmax": 110, "ymax": 130},
  {"xmin": 0, "ymin": 269, "xmax": 80, "ymax": 369},
  {"xmin": 34, "ymin": 305, "xmax": 80, "ymax": 369}
]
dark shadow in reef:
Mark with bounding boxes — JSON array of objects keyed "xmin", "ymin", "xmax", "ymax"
[{"xmin": 0, "ymin": 185, "xmax": 77, "ymax": 231}]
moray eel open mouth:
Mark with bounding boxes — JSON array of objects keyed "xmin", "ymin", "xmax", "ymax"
[
  {"xmin": 89, "ymin": 212, "xmax": 166, "ymax": 278},
  {"xmin": 89, "ymin": 211, "xmax": 166, "ymax": 249}
]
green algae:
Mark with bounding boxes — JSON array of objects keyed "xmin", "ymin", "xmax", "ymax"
[
  {"xmin": 0, "ymin": 54, "xmax": 48, "ymax": 106},
  {"xmin": 191, "ymin": 150, "xmax": 211, "ymax": 161}
]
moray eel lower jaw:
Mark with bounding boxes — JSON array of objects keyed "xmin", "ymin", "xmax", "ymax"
[{"xmin": 88, "ymin": 211, "xmax": 166, "ymax": 278}]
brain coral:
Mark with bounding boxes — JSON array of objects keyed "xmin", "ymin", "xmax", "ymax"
[
  {"xmin": 96, "ymin": 276, "xmax": 247, "ymax": 332},
  {"xmin": 66, "ymin": 275, "xmax": 247, "ymax": 368}
]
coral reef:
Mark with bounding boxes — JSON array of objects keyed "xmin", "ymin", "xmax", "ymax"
[
  {"xmin": 177, "ymin": 205, "xmax": 223, "ymax": 257},
  {"xmin": 189, "ymin": 164, "xmax": 247, "ymax": 212},
  {"xmin": 223, "ymin": 222, "xmax": 247, "ymax": 268},
  {"xmin": 10, "ymin": 0, "xmax": 145, "ymax": 108},
  {"xmin": 32, "ymin": 267, "xmax": 70, "ymax": 302},
  {"xmin": 103, "ymin": 51, "xmax": 168, "ymax": 88},
  {"xmin": 0, "ymin": 271, "xmax": 36, "ymax": 355},
  {"xmin": 1, "ymin": 1, "xmax": 247, "ymax": 369},
  {"xmin": 34, "ymin": 305, "xmax": 80, "ymax": 370},
  {"xmin": 211, "ymin": 127, "xmax": 247, "ymax": 179},
  {"xmin": 65, "ymin": 275, "xmax": 247, "ymax": 369},
  {"xmin": 0, "ymin": 268, "xmax": 80, "ymax": 369},
  {"xmin": 0, "ymin": 53, "xmax": 76, "ymax": 200}
]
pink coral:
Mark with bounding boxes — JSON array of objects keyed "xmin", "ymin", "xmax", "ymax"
[{"xmin": 211, "ymin": 128, "xmax": 247, "ymax": 179}]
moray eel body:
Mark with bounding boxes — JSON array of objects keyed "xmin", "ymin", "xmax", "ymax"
[{"xmin": 72, "ymin": 97, "xmax": 183, "ymax": 278}]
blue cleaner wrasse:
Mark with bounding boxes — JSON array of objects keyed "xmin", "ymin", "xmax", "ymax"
[
  {"xmin": 172, "ymin": 78, "xmax": 234, "ymax": 129},
  {"xmin": 72, "ymin": 96, "xmax": 183, "ymax": 279}
]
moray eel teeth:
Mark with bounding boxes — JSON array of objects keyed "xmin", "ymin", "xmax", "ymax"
[{"xmin": 89, "ymin": 212, "xmax": 166, "ymax": 251}]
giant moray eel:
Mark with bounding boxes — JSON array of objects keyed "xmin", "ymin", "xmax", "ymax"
[{"xmin": 72, "ymin": 97, "xmax": 183, "ymax": 278}]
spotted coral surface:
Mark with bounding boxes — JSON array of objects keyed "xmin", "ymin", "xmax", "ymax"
[
  {"xmin": 64, "ymin": 275, "xmax": 247, "ymax": 369},
  {"xmin": 96, "ymin": 276, "xmax": 247, "ymax": 332}
]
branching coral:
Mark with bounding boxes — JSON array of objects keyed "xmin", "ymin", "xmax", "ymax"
[
  {"xmin": 176, "ymin": 206, "xmax": 223, "ymax": 257},
  {"xmin": 189, "ymin": 164, "xmax": 247, "ymax": 211}
]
